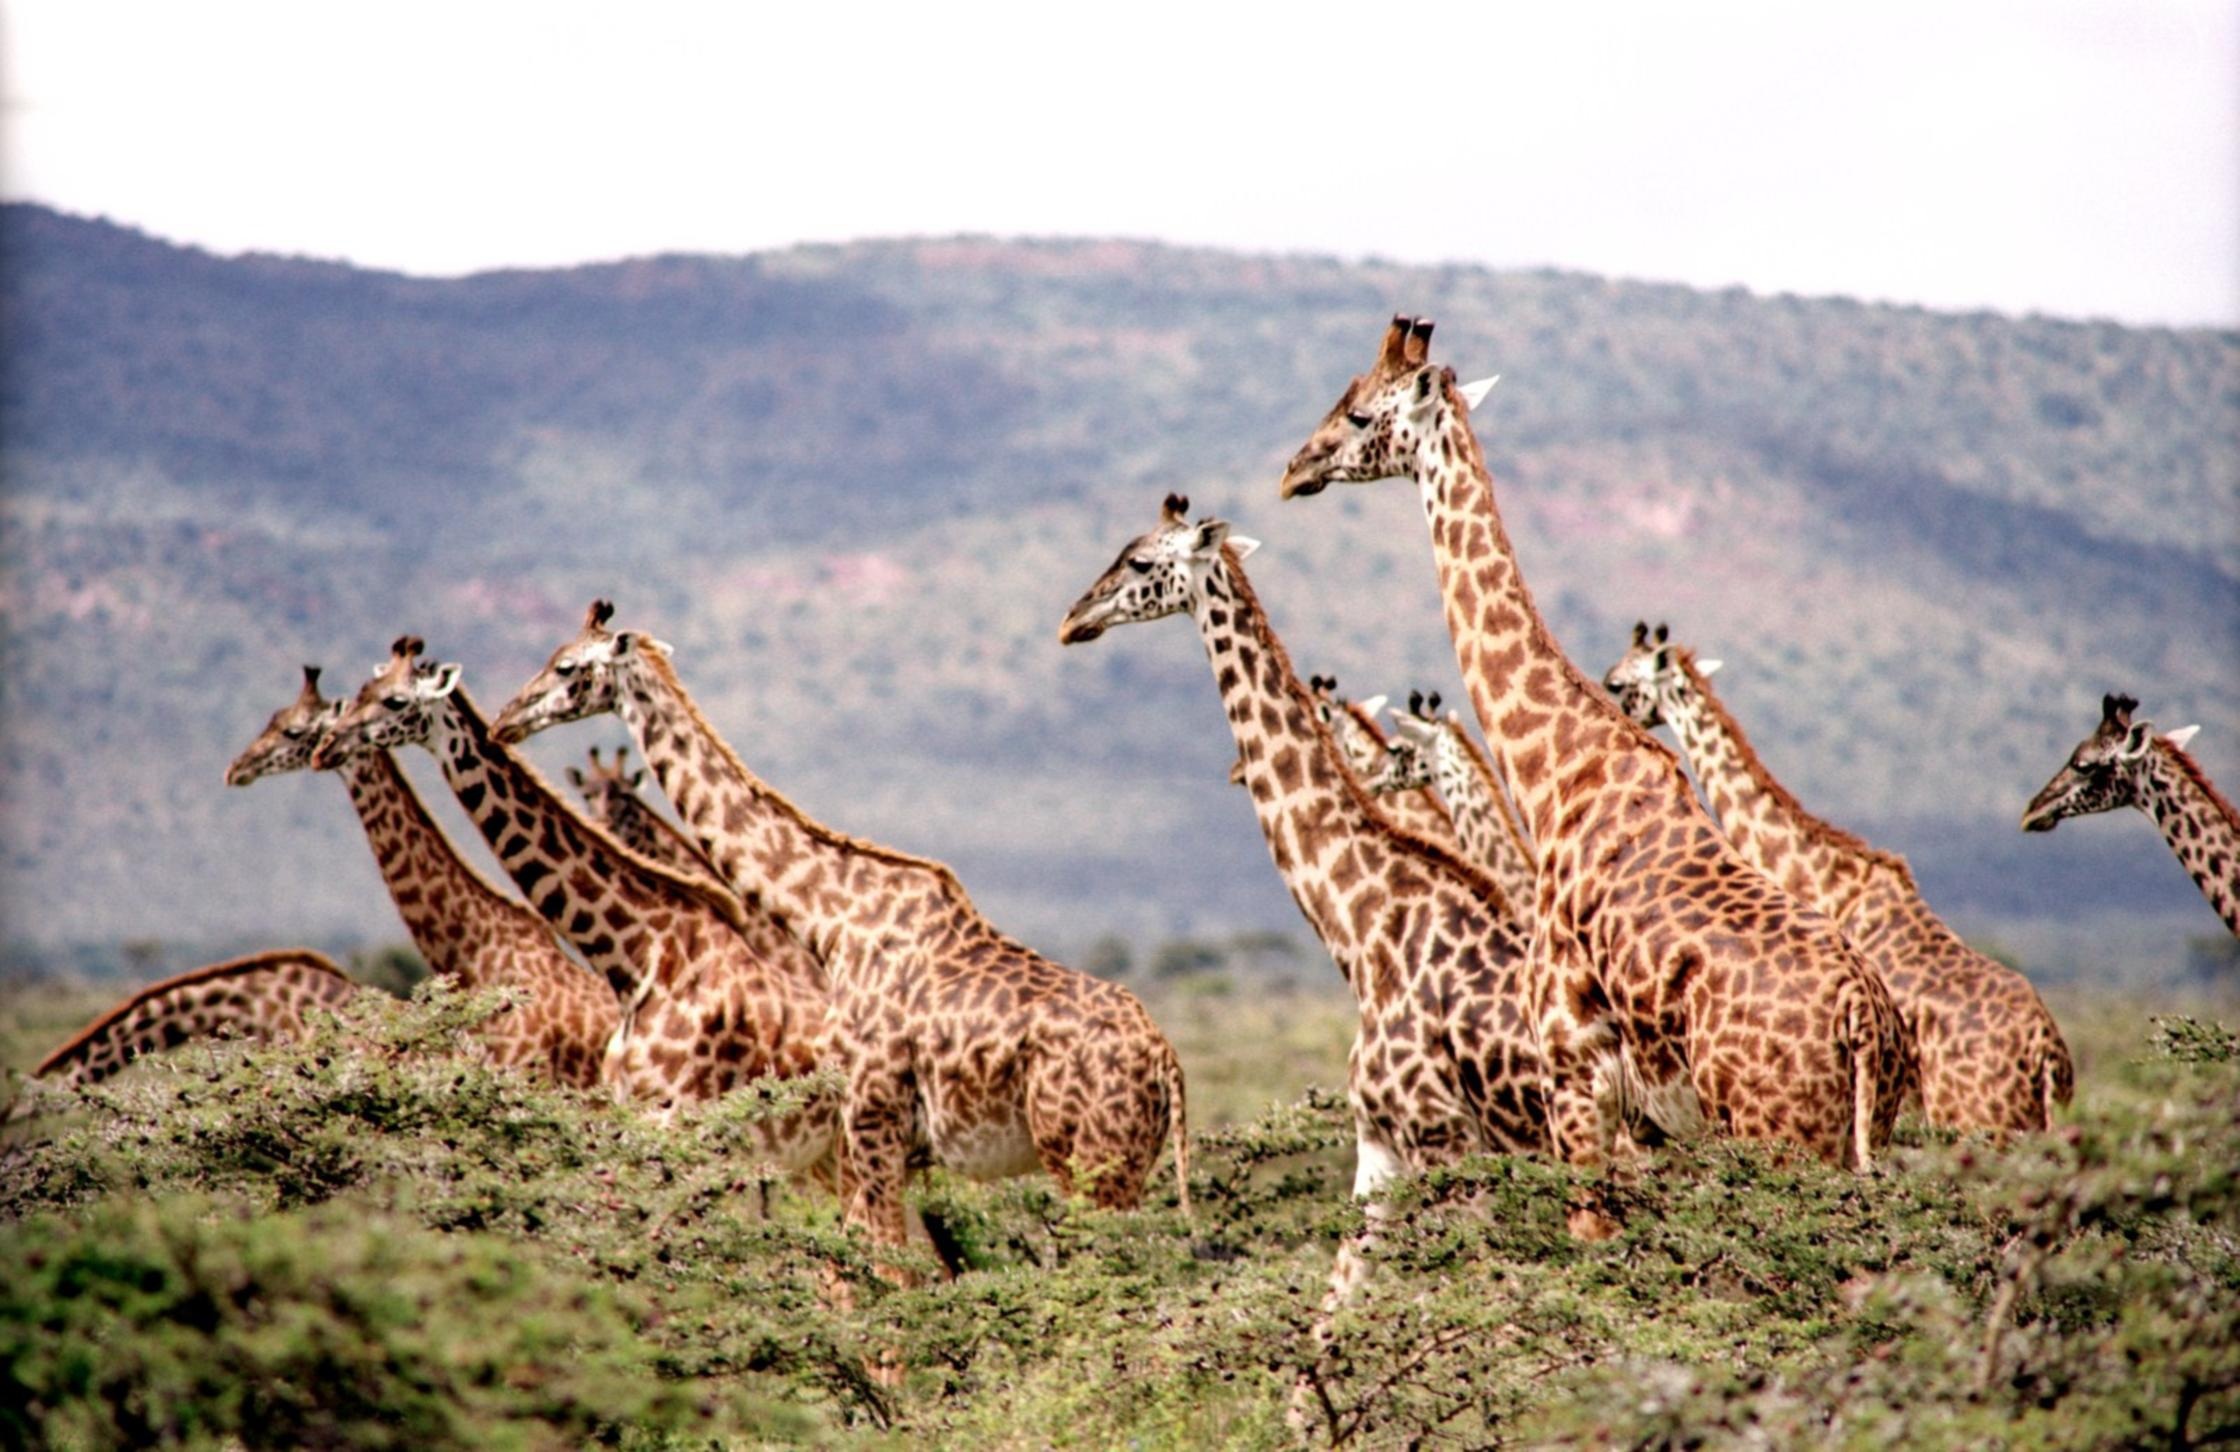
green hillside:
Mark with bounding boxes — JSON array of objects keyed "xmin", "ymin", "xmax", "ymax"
[{"xmin": 2, "ymin": 205, "xmax": 2234, "ymax": 979}]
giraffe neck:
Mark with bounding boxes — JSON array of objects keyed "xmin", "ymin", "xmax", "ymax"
[
  {"xmin": 2138, "ymin": 742, "xmax": 2240, "ymax": 935},
  {"xmin": 1432, "ymin": 724, "xmax": 1537, "ymax": 906},
  {"xmin": 424, "ymin": 689, "xmax": 734, "ymax": 998},
  {"xmin": 589, "ymin": 788, "xmax": 721, "ymax": 888},
  {"xmin": 1190, "ymin": 550, "xmax": 1472, "ymax": 993},
  {"xmin": 613, "ymin": 656, "xmax": 951, "ymax": 965},
  {"xmin": 1655, "ymin": 655, "xmax": 1859, "ymax": 914},
  {"xmin": 1410, "ymin": 401, "xmax": 1674, "ymax": 843},
  {"xmin": 338, "ymin": 749, "xmax": 547, "ymax": 987}
]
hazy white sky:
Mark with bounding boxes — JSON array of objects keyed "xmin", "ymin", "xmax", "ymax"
[{"xmin": 4, "ymin": 0, "xmax": 2234, "ymax": 326}]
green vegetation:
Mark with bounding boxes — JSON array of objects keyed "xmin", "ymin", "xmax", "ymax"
[{"xmin": 3, "ymin": 978, "xmax": 2234, "ymax": 1447}]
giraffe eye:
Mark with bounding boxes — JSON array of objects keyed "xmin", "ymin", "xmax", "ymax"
[
  {"xmin": 1346, "ymin": 410, "xmax": 1374, "ymax": 429},
  {"xmin": 1127, "ymin": 558, "xmax": 1154, "ymax": 574},
  {"xmin": 383, "ymin": 695, "xmax": 410, "ymax": 710}
]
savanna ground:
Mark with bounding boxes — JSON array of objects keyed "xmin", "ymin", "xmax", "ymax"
[{"xmin": 1, "ymin": 968, "xmax": 2235, "ymax": 1449}]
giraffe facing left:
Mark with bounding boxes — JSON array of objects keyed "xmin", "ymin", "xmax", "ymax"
[{"xmin": 32, "ymin": 949, "xmax": 360, "ymax": 1089}]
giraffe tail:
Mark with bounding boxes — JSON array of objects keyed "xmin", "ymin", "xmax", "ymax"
[
  {"xmin": 1161, "ymin": 1043, "xmax": 1193, "ymax": 1219},
  {"xmin": 2039, "ymin": 1022, "xmax": 2076, "ymax": 1128},
  {"xmin": 1846, "ymin": 988, "xmax": 1891, "ymax": 1173}
]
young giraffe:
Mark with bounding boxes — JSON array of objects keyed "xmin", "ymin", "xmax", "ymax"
[
  {"xmin": 1304, "ymin": 675, "xmax": 1468, "ymax": 858},
  {"xmin": 490, "ymin": 601, "xmax": 1191, "ymax": 1278},
  {"xmin": 1605, "ymin": 624, "xmax": 2071, "ymax": 1131},
  {"xmin": 32, "ymin": 950, "xmax": 358, "ymax": 1088},
  {"xmin": 2025, "ymin": 693, "xmax": 2235, "ymax": 937},
  {"xmin": 313, "ymin": 639, "xmax": 837, "ymax": 1175},
  {"xmin": 571, "ymin": 744, "xmax": 727, "ymax": 889},
  {"xmin": 226, "ymin": 664, "xmax": 619, "ymax": 1088},
  {"xmin": 1060, "ymin": 495, "xmax": 1596, "ymax": 1314},
  {"xmin": 1280, "ymin": 316, "xmax": 1912, "ymax": 1185},
  {"xmin": 1374, "ymin": 691, "xmax": 1540, "ymax": 933}
]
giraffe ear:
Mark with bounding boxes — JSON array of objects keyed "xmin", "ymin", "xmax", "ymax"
[
  {"xmin": 627, "ymin": 769, "xmax": 646, "ymax": 788},
  {"xmin": 1459, "ymin": 374, "xmax": 1500, "ymax": 409},
  {"xmin": 2118, "ymin": 722, "xmax": 2155, "ymax": 759},
  {"xmin": 1698, "ymin": 659, "xmax": 1723, "ymax": 677},
  {"xmin": 422, "ymin": 662, "xmax": 463, "ymax": 699},
  {"xmin": 1358, "ymin": 694, "xmax": 1389, "ymax": 720},
  {"xmin": 2165, "ymin": 724, "xmax": 2202, "ymax": 751}
]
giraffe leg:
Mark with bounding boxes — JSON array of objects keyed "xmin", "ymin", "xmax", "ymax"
[
  {"xmin": 1289, "ymin": 1131, "xmax": 1407, "ymax": 1437},
  {"xmin": 1530, "ymin": 937, "xmax": 1628, "ymax": 1241}
]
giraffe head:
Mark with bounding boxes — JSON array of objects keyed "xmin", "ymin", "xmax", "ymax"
[
  {"xmin": 1601, "ymin": 622, "xmax": 1721, "ymax": 729},
  {"xmin": 1372, "ymin": 691, "xmax": 1446, "ymax": 794},
  {"xmin": 2021, "ymin": 693, "xmax": 2202, "ymax": 831},
  {"xmin": 313, "ymin": 636, "xmax": 462, "ymax": 767},
  {"xmin": 491, "ymin": 599, "xmax": 672, "ymax": 745},
  {"xmin": 1279, "ymin": 314, "xmax": 1456, "ymax": 499},
  {"xmin": 568, "ymin": 744, "xmax": 647, "ymax": 818},
  {"xmin": 1056, "ymin": 493, "xmax": 1259, "ymax": 644},
  {"xmin": 225, "ymin": 665, "xmax": 343, "ymax": 786}
]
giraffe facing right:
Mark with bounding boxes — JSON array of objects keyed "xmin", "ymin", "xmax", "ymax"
[
  {"xmin": 1305, "ymin": 675, "xmax": 1467, "ymax": 858},
  {"xmin": 2025, "ymin": 693, "xmax": 2236, "ymax": 937},
  {"xmin": 1604, "ymin": 624, "xmax": 2069, "ymax": 1131}
]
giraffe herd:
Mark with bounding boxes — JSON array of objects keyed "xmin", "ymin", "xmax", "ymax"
[{"xmin": 23, "ymin": 316, "xmax": 2232, "ymax": 1334}]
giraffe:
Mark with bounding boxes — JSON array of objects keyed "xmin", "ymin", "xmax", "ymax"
[
  {"xmin": 1303, "ymin": 674, "xmax": 1468, "ymax": 858},
  {"xmin": 312, "ymin": 639, "xmax": 837, "ymax": 1178},
  {"xmin": 225, "ymin": 664, "xmax": 619, "ymax": 1088},
  {"xmin": 2025, "ymin": 692, "xmax": 2236, "ymax": 937},
  {"xmin": 1279, "ymin": 316, "xmax": 1912, "ymax": 1191},
  {"xmin": 1605, "ymin": 624, "xmax": 2071, "ymax": 1130},
  {"xmin": 488, "ymin": 601, "xmax": 1190, "ymax": 1281},
  {"xmin": 570, "ymin": 744, "xmax": 726, "ymax": 889},
  {"xmin": 1059, "ymin": 494, "xmax": 1605, "ymax": 1316},
  {"xmin": 32, "ymin": 950, "xmax": 359, "ymax": 1088},
  {"xmin": 1374, "ymin": 691, "xmax": 1540, "ymax": 932}
]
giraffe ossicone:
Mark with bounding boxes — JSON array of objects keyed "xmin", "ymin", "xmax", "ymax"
[
  {"xmin": 1280, "ymin": 315, "xmax": 1913, "ymax": 1186},
  {"xmin": 1603, "ymin": 623, "xmax": 2072, "ymax": 1132},
  {"xmin": 2024, "ymin": 692, "xmax": 2238, "ymax": 937}
]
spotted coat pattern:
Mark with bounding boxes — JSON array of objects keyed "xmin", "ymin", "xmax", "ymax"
[
  {"xmin": 1605, "ymin": 630, "xmax": 2069, "ymax": 1132},
  {"xmin": 224, "ymin": 665, "xmax": 619, "ymax": 1088},
  {"xmin": 1280, "ymin": 317, "xmax": 1912, "ymax": 1173},
  {"xmin": 2025, "ymin": 693, "xmax": 2239, "ymax": 937},
  {"xmin": 1374, "ymin": 698, "xmax": 1539, "ymax": 934},
  {"xmin": 34, "ymin": 950, "xmax": 360, "ymax": 1087},
  {"xmin": 489, "ymin": 607, "xmax": 1190, "ymax": 1277},
  {"xmin": 1305, "ymin": 678, "xmax": 1468, "ymax": 858},
  {"xmin": 317, "ymin": 642, "xmax": 836, "ymax": 1172}
]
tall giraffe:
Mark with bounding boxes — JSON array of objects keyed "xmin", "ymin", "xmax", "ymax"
[
  {"xmin": 32, "ymin": 950, "xmax": 359, "ymax": 1088},
  {"xmin": 1061, "ymin": 494, "xmax": 1585, "ymax": 1301},
  {"xmin": 1373, "ymin": 692, "xmax": 1540, "ymax": 933},
  {"xmin": 1605, "ymin": 624, "xmax": 2071, "ymax": 1130},
  {"xmin": 2025, "ymin": 693, "xmax": 2236, "ymax": 936},
  {"xmin": 313, "ymin": 639, "xmax": 836, "ymax": 1174},
  {"xmin": 225, "ymin": 664, "xmax": 619, "ymax": 1088},
  {"xmin": 490, "ymin": 601, "xmax": 1190, "ymax": 1276},
  {"xmin": 571, "ymin": 744, "xmax": 727, "ymax": 889},
  {"xmin": 1304, "ymin": 675, "xmax": 1467, "ymax": 857},
  {"xmin": 1280, "ymin": 316, "xmax": 1911, "ymax": 1176}
]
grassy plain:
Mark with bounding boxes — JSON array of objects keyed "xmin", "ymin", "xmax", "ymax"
[{"xmin": 1, "ymin": 975, "xmax": 2235, "ymax": 1448}]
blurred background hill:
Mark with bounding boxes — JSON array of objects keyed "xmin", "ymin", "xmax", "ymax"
[{"xmin": 3, "ymin": 202, "xmax": 2235, "ymax": 984}]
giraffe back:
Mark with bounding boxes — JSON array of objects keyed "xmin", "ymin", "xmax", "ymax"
[{"xmin": 34, "ymin": 950, "xmax": 360, "ymax": 1087}]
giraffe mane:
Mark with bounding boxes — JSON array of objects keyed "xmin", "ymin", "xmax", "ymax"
[
  {"xmin": 1429, "ymin": 371, "xmax": 1678, "ymax": 768},
  {"xmin": 2159, "ymin": 733, "xmax": 2240, "ymax": 834},
  {"xmin": 1675, "ymin": 650, "xmax": 1918, "ymax": 890},
  {"xmin": 446, "ymin": 686, "xmax": 760, "ymax": 937},
  {"xmin": 32, "ymin": 949, "xmax": 351, "ymax": 1077},
  {"xmin": 635, "ymin": 650, "xmax": 974, "ymax": 901},
  {"xmin": 1217, "ymin": 544, "xmax": 1524, "ymax": 921}
]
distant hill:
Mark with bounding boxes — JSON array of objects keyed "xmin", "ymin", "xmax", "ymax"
[{"xmin": 3, "ymin": 204, "xmax": 2234, "ymax": 981}]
